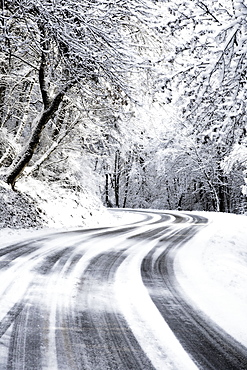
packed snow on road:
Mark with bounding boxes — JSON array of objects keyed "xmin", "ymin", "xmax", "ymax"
[{"xmin": 0, "ymin": 209, "xmax": 246, "ymax": 369}]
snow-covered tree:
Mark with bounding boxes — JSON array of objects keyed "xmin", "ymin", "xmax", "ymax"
[
  {"xmin": 154, "ymin": 0, "xmax": 247, "ymax": 212},
  {"xmin": 0, "ymin": 0, "xmax": 159, "ymax": 188}
]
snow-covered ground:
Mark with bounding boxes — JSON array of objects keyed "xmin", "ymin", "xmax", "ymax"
[{"xmin": 175, "ymin": 211, "xmax": 247, "ymax": 348}]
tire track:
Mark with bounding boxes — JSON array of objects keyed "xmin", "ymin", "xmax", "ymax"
[
  {"xmin": 53, "ymin": 249, "xmax": 156, "ymax": 369},
  {"xmin": 141, "ymin": 215, "xmax": 247, "ymax": 370},
  {"xmin": 1, "ymin": 210, "xmax": 246, "ymax": 369}
]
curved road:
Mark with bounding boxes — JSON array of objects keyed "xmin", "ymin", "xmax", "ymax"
[{"xmin": 0, "ymin": 210, "xmax": 246, "ymax": 369}]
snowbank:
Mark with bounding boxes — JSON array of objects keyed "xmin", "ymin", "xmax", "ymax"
[
  {"xmin": 0, "ymin": 177, "xmax": 139, "ymax": 232},
  {"xmin": 175, "ymin": 211, "xmax": 247, "ymax": 347}
]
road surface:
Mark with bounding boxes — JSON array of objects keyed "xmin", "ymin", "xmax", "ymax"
[{"xmin": 0, "ymin": 209, "xmax": 246, "ymax": 369}]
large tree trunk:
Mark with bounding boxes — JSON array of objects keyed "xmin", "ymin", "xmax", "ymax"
[{"xmin": 6, "ymin": 92, "xmax": 64, "ymax": 189}]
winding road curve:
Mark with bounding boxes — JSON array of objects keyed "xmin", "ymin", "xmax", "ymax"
[{"xmin": 0, "ymin": 210, "xmax": 246, "ymax": 369}]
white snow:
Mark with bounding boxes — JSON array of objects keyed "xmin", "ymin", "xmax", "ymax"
[{"xmin": 174, "ymin": 211, "xmax": 247, "ymax": 348}]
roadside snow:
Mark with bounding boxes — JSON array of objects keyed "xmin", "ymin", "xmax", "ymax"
[
  {"xmin": 0, "ymin": 208, "xmax": 145, "ymax": 246},
  {"xmin": 17, "ymin": 177, "xmax": 106, "ymax": 229},
  {"xmin": 175, "ymin": 211, "xmax": 247, "ymax": 347},
  {"xmin": 0, "ymin": 177, "xmax": 148, "ymax": 231}
]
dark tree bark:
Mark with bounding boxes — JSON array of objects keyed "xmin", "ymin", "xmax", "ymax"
[
  {"xmin": 123, "ymin": 173, "xmax": 130, "ymax": 208},
  {"xmin": 105, "ymin": 173, "xmax": 113, "ymax": 207},
  {"xmin": 123, "ymin": 152, "xmax": 132, "ymax": 208},
  {"xmin": 114, "ymin": 150, "xmax": 120, "ymax": 207},
  {"xmin": 6, "ymin": 91, "xmax": 64, "ymax": 189},
  {"xmin": 218, "ymin": 174, "xmax": 230, "ymax": 213},
  {"xmin": 0, "ymin": 64, "xmax": 7, "ymax": 127}
]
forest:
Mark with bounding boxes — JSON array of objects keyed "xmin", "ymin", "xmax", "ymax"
[{"xmin": 1, "ymin": 0, "xmax": 247, "ymax": 217}]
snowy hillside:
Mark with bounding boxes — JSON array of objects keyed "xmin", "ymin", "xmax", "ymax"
[{"xmin": 0, "ymin": 177, "xmax": 111, "ymax": 230}]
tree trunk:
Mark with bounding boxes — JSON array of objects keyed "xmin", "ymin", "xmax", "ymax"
[
  {"xmin": 6, "ymin": 91, "xmax": 64, "ymax": 189},
  {"xmin": 114, "ymin": 150, "xmax": 120, "ymax": 207},
  {"xmin": 123, "ymin": 152, "xmax": 133, "ymax": 208},
  {"xmin": 123, "ymin": 173, "xmax": 129, "ymax": 208},
  {"xmin": 218, "ymin": 173, "xmax": 230, "ymax": 213},
  {"xmin": 105, "ymin": 173, "xmax": 113, "ymax": 207},
  {"xmin": 0, "ymin": 62, "xmax": 7, "ymax": 127}
]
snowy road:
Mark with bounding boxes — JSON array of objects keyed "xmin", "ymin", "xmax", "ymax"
[{"xmin": 0, "ymin": 210, "xmax": 247, "ymax": 369}]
